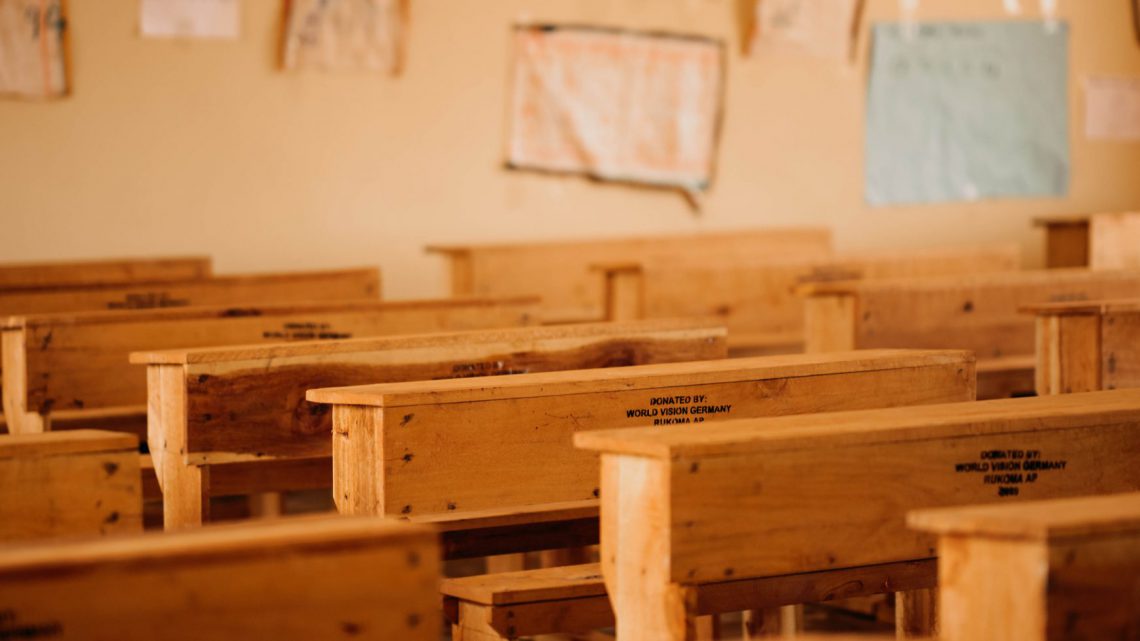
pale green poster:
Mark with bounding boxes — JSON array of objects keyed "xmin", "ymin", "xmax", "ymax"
[{"xmin": 866, "ymin": 21, "xmax": 1069, "ymax": 206}]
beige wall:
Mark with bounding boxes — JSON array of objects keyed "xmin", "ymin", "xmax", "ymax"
[{"xmin": 1, "ymin": 0, "xmax": 1138, "ymax": 299}]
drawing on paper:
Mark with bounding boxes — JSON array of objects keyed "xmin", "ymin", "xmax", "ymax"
[
  {"xmin": 506, "ymin": 25, "xmax": 725, "ymax": 194},
  {"xmin": 0, "ymin": 0, "xmax": 68, "ymax": 99},
  {"xmin": 281, "ymin": 0, "xmax": 407, "ymax": 74},
  {"xmin": 750, "ymin": 0, "xmax": 865, "ymax": 60}
]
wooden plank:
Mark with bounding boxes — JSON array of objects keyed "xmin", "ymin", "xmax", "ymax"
[
  {"xmin": 0, "ymin": 430, "xmax": 142, "ymax": 543},
  {"xmin": 576, "ymin": 389, "xmax": 1140, "ymax": 641},
  {"xmin": 1034, "ymin": 312, "xmax": 1102, "ymax": 395},
  {"xmin": 801, "ymin": 269, "xmax": 1140, "ymax": 398},
  {"xmin": 0, "ymin": 256, "xmax": 212, "ymax": 291},
  {"xmin": 1102, "ymin": 309, "xmax": 1140, "ymax": 391},
  {"xmin": 974, "ymin": 355, "xmax": 1036, "ymax": 400},
  {"xmin": 310, "ymin": 349, "xmax": 974, "ymax": 518},
  {"xmin": 1089, "ymin": 211, "xmax": 1140, "ymax": 270},
  {"xmin": 3, "ymin": 296, "xmax": 537, "ymax": 434},
  {"xmin": 909, "ymin": 491, "xmax": 1140, "ymax": 541},
  {"xmin": 141, "ymin": 319, "xmax": 724, "ymax": 529},
  {"xmin": 0, "ymin": 267, "xmax": 380, "ymax": 316},
  {"xmin": 0, "ymin": 267, "xmax": 382, "ymax": 427},
  {"xmin": 164, "ymin": 319, "xmax": 722, "ymax": 465},
  {"xmin": 0, "ymin": 515, "xmax": 439, "ymax": 641},
  {"xmin": 443, "ymin": 563, "xmax": 607, "ymax": 605},
  {"xmin": 803, "ymin": 269, "xmax": 1140, "ymax": 359},
  {"xmin": 1034, "ymin": 215, "xmax": 1090, "ymax": 268},
  {"xmin": 1027, "ymin": 298, "xmax": 1140, "ymax": 395},
  {"xmin": 427, "ymin": 228, "xmax": 832, "ymax": 324},
  {"xmin": 911, "ymin": 493, "xmax": 1140, "ymax": 641},
  {"xmin": 607, "ymin": 244, "xmax": 1020, "ymax": 355}
]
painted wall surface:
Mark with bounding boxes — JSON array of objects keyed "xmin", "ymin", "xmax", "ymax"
[{"xmin": 1, "ymin": 0, "xmax": 1138, "ymax": 298}]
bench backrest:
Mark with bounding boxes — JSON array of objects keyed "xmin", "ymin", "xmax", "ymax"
[
  {"xmin": 0, "ymin": 267, "xmax": 380, "ymax": 316},
  {"xmin": 1036, "ymin": 212, "xmax": 1140, "ymax": 270},
  {"xmin": 137, "ymin": 319, "xmax": 726, "ymax": 488},
  {"xmin": 802, "ymin": 269, "xmax": 1140, "ymax": 357},
  {"xmin": 910, "ymin": 492, "xmax": 1140, "ymax": 641},
  {"xmin": 307, "ymin": 349, "xmax": 974, "ymax": 518},
  {"xmin": 1091, "ymin": 212, "xmax": 1140, "ymax": 270},
  {"xmin": 1030, "ymin": 299, "xmax": 1140, "ymax": 395},
  {"xmin": 0, "ymin": 516, "xmax": 438, "ymax": 640},
  {"xmin": 2, "ymin": 297, "xmax": 537, "ymax": 434},
  {"xmin": 428, "ymin": 228, "xmax": 832, "ymax": 323},
  {"xmin": 576, "ymin": 389, "xmax": 1140, "ymax": 586},
  {"xmin": 0, "ymin": 256, "xmax": 212, "ymax": 290},
  {"xmin": 0, "ymin": 430, "xmax": 141, "ymax": 543},
  {"xmin": 599, "ymin": 244, "xmax": 1020, "ymax": 353}
]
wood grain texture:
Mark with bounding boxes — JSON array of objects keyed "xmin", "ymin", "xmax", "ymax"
[
  {"xmin": 0, "ymin": 256, "xmax": 211, "ymax": 291},
  {"xmin": 581, "ymin": 390, "xmax": 1140, "ymax": 641},
  {"xmin": 171, "ymin": 319, "xmax": 723, "ymax": 465},
  {"xmin": 1089, "ymin": 211, "xmax": 1140, "ymax": 270},
  {"xmin": 316, "ymin": 350, "xmax": 974, "ymax": 518},
  {"xmin": 914, "ymin": 493, "xmax": 1140, "ymax": 641},
  {"xmin": 1030, "ymin": 299, "xmax": 1140, "ymax": 395},
  {"xmin": 603, "ymin": 244, "xmax": 1020, "ymax": 355},
  {"xmin": 0, "ymin": 430, "xmax": 141, "ymax": 543},
  {"xmin": 802, "ymin": 269, "xmax": 1140, "ymax": 399},
  {"xmin": 1038, "ymin": 218, "xmax": 1091, "ymax": 268},
  {"xmin": 0, "ymin": 515, "xmax": 439, "ymax": 641},
  {"xmin": 428, "ymin": 228, "xmax": 832, "ymax": 323},
  {"xmin": 148, "ymin": 319, "xmax": 723, "ymax": 529},
  {"xmin": 0, "ymin": 267, "xmax": 380, "ymax": 316},
  {"xmin": 3, "ymin": 296, "xmax": 537, "ymax": 434},
  {"xmin": 1102, "ymin": 310, "xmax": 1140, "ymax": 392}
]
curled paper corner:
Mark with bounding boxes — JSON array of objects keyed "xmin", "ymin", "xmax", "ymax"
[
  {"xmin": 680, "ymin": 188, "xmax": 705, "ymax": 215},
  {"xmin": 1040, "ymin": 0, "xmax": 1060, "ymax": 33},
  {"xmin": 899, "ymin": 0, "xmax": 920, "ymax": 41}
]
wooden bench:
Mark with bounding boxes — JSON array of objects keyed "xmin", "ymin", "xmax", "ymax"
[
  {"xmin": 0, "ymin": 266, "xmax": 380, "ymax": 316},
  {"xmin": 1035, "ymin": 212, "xmax": 1140, "ymax": 269},
  {"xmin": 0, "ymin": 266, "xmax": 382, "ymax": 427},
  {"xmin": 0, "ymin": 430, "xmax": 142, "ymax": 543},
  {"xmin": 910, "ymin": 492, "xmax": 1140, "ymax": 641},
  {"xmin": 574, "ymin": 389, "xmax": 1140, "ymax": 641},
  {"xmin": 428, "ymin": 228, "xmax": 832, "ymax": 324},
  {"xmin": 0, "ymin": 255, "xmax": 212, "ymax": 290},
  {"xmin": 801, "ymin": 269, "xmax": 1140, "ymax": 399},
  {"xmin": 596, "ymin": 244, "xmax": 1021, "ymax": 356},
  {"xmin": 0, "ymin": 515, "xmax": 439, "ymax": 640},
  {"xmin": 134, "ymin": 319, "xmax": 725, "ymax": 530},
  {"xmin": 2, "ymin": 297, "xmax": 537, "ymax": 435},
  {"xmin": 308, "ymin": 350, "xmax": 973, "ymax": 640},
  {"xmin": 1028, "ymin": 298, "xmax": 1140, "ymax": 395},
  {"xmin": 309, "ymin": 349, "xmax": 973, "ymax": 519}
]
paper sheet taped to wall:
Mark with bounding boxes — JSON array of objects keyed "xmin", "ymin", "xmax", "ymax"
[
  {"xmin": 140, "ymin": 0, "xmax": 240, "ymax": 40},
  {"xmin": 0, "ymin": 0, "xmax": 67, "ymax": 99},
  {"xmin": 281, "ymin": 0, "xmax": 407, "ymax": 74},
  {"xmin": 751, "ymin": 0, "xmax": 863, "ymax": 60},
  {"xmin": 1085, "ymin": 76, "xmax": 1140, "ymax": 141},
  {"xmin": 865, "ymin": 22, "xmax": 1069, "ymax": 205},
  {"xmin": 506, "ymin": 26, "xmax": 725, "ymax": 193}
]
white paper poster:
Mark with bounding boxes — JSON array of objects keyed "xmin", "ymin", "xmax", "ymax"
[
  {"xmin": 752, "ymin": 0, "xmax": 863, "ymax": 60},
  {"xmin": 140, "ymin": 0, "xmax": 239, "ymax": 39},
  {"xmin": 507, "ymin": 26, "xmax": 725, "ymax": 193},
  {"xmin": 1085, "ymin": 76, "xmax": 1140, "ymax": 141},
  {"xmin": 866, "ymin": 21, "xmax": 1069, "ymax": 205}
]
